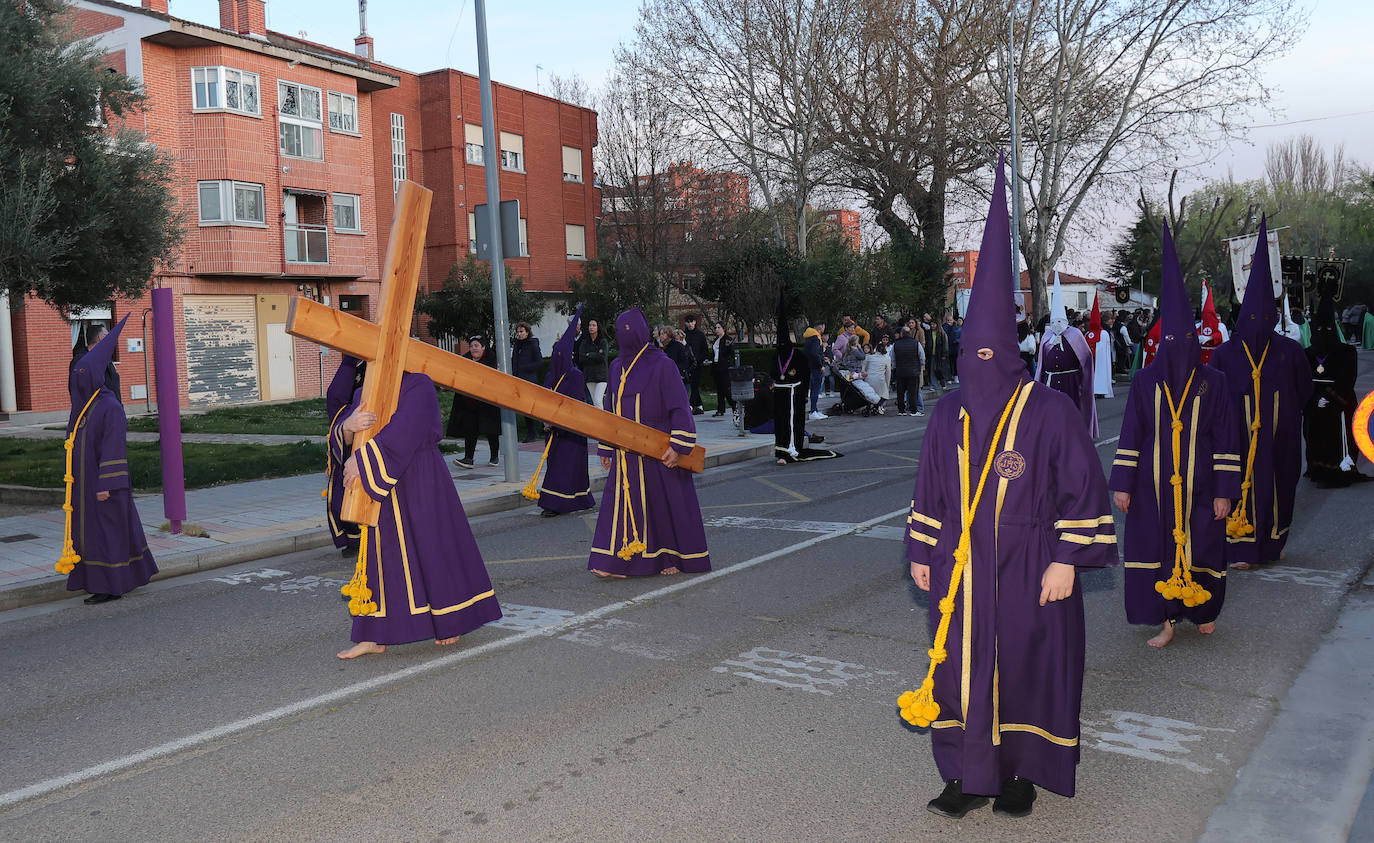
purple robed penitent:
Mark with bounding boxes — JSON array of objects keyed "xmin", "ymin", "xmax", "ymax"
[
  {"xmin": 1036, "ymin": 275, "xmax": 1097, "ymax": 437},
  {"xmin": 325, "ymin": 356, "xmax": 364, "ymax": 551},
  {"xmin": 65, "ymin": 316, "xmax": 158, "ymax": 596},
  {"xmin": 334, "ymin": 373, "xmax": 502, "ymax": 644},
  {"xmin": 1110, "ymin": 222, "xmax": 1244, "ymax": 626},
  {"xmin": 904, "ymin": 158, "xmax": 1116, "ymax": 799},
  {"xmin": 538, "ymin": 309, "xmax": 595, "ymax": 513},
  {"xmin": 1207, "ymin": 218, "xmax": 1313, "ymax": 565},
  {"xmin": 588, "ymin": 308, "xmax": 710, "ymax": 576}
]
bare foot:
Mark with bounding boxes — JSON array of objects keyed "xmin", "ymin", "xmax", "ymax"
[
  {"xmin": 1231, "ymin": 562, "xmax": 1252, "ymax": 570},
  {"xmin": 1147, "ymin": 623, "xmax": 1176, "ymax": 649},
  {"xmin": 592, "ymin": 569, "xmax": 627, "ymax": 579},
  {"xmin": 337, "ymin": 641, "xmax": 386, "ymax": 659},
  {"xmin": 1279, "ymin": 550, "xmax": 1287, "ymax": 561},
  {"xmin": 435, "ymin": 635, "xmax": 460, "ymax": 646},
  {"xmin": 660, "ymin": 566, "xmax": 681, "ymax": 576},
  {"xmin": 777, "ymin": 459, "xmax": 787, "ymax": 466},
  {"xmin": 1198, "ymin": 622, "xmax": 1216, "ymax": 634}
]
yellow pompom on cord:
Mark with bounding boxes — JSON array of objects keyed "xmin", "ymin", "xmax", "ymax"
[{"xmin": 54, "ymin": 393, "xmax": 99, "ymax": 575}]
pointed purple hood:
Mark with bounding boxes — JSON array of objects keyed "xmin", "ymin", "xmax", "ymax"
[
  {"xmin": 959, "ymin": 154, "xmax": 1028, "ymax": 425},
  {"xmin": 547, "ymin": 306, "xmax": 583, "ymax": 383},
  {"xmin": 1235, "ymin": 215, "xmax": 1278, "ymax": 350},
  {"xmin": 614, "ymin": 307, "xmax": 653, "ymax": 357},
  {"xmin": 1155, "ymin": 221, "xmax": 1201, "ymax": 391},
  {"xmin": 68, "ymin": 315, "xmax": 128, "ymax": 433}
]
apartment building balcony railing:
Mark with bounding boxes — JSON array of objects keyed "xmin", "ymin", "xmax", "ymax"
[{"xmin": 285, "ymin": 223, "xmax": 329, "ymax": 264}]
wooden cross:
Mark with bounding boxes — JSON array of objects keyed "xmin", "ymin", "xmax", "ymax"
[{"xmin": 288, "ymin": 181, "xmax": 706, "ymax": 527}]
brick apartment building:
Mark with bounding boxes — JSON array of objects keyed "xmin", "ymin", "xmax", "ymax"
[
  {"xmin": 819, "ymin": 209, "xmax": 861, "ymax": 253},
  {"xmin": 4, "ymin": 0, "xmax": 600, "ymax": 414}
]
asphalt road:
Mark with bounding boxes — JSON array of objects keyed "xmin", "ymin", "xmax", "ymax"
[{"xmin": 2, "ymin": 375, "xmax": 1372, "ymax": 842}]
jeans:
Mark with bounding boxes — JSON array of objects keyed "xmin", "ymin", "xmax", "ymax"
[{"xmin": 809, "ymin": 369, "xmax": 824, "ymax": 412}]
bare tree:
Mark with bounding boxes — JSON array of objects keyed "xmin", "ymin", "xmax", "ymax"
[
  {"xmin": 1266, "ymin": 134, "xmax": 1346, "ymax": 196},
  {"xmin": 541, "ymin": 71, "xmax": 592, "ymax": 108},
  {"xmin": 626, "ymin": 0, "xmax": 855, "ymax": 257},
  {"xmin": 1135, "ymin": 169, "xmax": 1238, "ymax": 279},
  {"xmin": 1005, "ymin": 0, "xmax": 1304, "ymax": 321},
  {"xmin": 827, "ymin": 0, "xmax": 1006, "ymax": 251}
]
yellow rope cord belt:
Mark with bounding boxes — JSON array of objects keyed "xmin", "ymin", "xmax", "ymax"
[
  {"xmin": 1155, "ymin": 371, "xmax": 1210, "ymax": 607},
  {"xmin": 613, "ymin": 345, "xmax": 650, "ymax": 560},
  {"xmin": 340, "ymin": 523, "xmax": 378, "ymax": 616},
  {"xmin": 898, "ymin": 382, "xmax": 1026, "ymax": 728},
  {"xmin": 55, "ymin": 391, "xmax": 101, "ymax": 575},
  {"xmin": 1226, "ymin": 342, "xmax": 1269, "ymax": 540},
  {"xmin": 522, "ymin": 374, "xmax": 564, "ymax": 501}
]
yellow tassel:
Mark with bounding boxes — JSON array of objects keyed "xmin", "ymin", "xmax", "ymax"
[
  {"xmin": 1226, "ymin": 343, "xmax": 1269, "ymax": 540},
  {"xmin": 895, "ymin": 384, "xmax": 1025, "ymax": 727},
  {"xmin": 1156, "ymin": 374, "xmax": 1213, "ymax": 609},
  {"xmin": 522, "ymin": 433, "xmax": 555, "ymax": 501},
  {"xmin": 55, "ymin": 392, "xmax": 99, "ymax": 575},
  {"xmin": 346, "ymin": 525, "xmax": 377, "ymax": 616}
]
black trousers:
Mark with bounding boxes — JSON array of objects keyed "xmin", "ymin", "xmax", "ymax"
[
  {"xmin": 713, "ymin": 363, "xmax": 735, "ymax": 412},
  {"xmin": 689, "ymin": 367, "xmax": 704, "ymax": 408},
  {"xmin": 464, "ymin": 433, "xmax": 499, "ymax": 462},
  {"xmin": 894, "ymin": 375, "xmax": 920, "ymax": 413}
]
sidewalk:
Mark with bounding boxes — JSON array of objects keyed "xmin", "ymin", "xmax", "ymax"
[{"xmin": 0, "ymin": 411, "xmax": 775, "ymax": 611}]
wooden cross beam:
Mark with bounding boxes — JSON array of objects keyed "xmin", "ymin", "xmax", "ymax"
[{"xmin": 288, "ymin": 181, "xmax": 706, "ymax": 526}]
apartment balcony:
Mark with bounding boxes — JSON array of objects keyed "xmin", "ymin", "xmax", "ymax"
[{"xmin": 285, "ymin": 223, "xmax": 329, "ymax": 264}]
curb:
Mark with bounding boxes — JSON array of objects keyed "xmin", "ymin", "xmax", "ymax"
[
  {"xmin": 0, "ymin": 485, "xmax": 65, "ymax": 506},
  {"xmin": 1, "ymin": 440, "xmax": 777, "ymax": 612}
]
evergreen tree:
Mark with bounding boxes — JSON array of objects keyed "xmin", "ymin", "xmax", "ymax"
[
  {"xmin": 0, "ymin": 0, "xmax": 181, "ymax": 310},
  {"xmin": 416, "ymin": 255, "xmax": 542, "ymax": 344}
]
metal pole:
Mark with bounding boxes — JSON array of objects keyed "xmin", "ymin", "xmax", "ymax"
[
  {"xmin": 140, "ymin": 308, "xmax": 153, "ymax": 415},
  {"xmin": 1007, "ymin": 7, "xmax": 1025, "ymax": 302},
  {"xmin": 475, "ymin": 0, "xmax": 519, "ymax": 483},
  {"xmin": 1139, "ymin": 269, "xmax": 1148, "ymax": 296},
  {"xmin": 0, "ymin": 292, "xmax": 17, "ymax": 414}
]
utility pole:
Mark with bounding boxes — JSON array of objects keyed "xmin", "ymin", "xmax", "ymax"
[
  {"xmin": 1007, "ymin": 7, "xmax": 1025, "ymax": 306},
  {"xmin": 475, "ymin": 0, "xmax": 519, "ymax": 482}
]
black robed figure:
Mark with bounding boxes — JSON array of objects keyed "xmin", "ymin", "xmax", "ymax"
[{"xmin": 773, "ymin": 294, "xmax": 839, "ymax": 464}]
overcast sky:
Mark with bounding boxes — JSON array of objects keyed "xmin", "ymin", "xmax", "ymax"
[{"xmin": 171, "ymin": 0, "xmax": 1372, "ymax": 273}]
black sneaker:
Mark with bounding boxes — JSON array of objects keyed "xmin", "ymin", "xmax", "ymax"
[
  {"xmin": 487, "ymin": 458, "xmax": 499, "ymax": 467},
  {"xmin": 927, "ymin": 779, "xmax": 988, "ymax": 819},
  {"xmin": 453, "ymin": 458, "xmax": 474, "ymax": 470},
  {"xmin": 992, "ymin": 776, "xmax": 1036, "ymax": 818}
]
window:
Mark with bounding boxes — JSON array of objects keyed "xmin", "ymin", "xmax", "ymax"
[
  {"xmin": 1078, "ymin": 291, "xmax": 1089, "ymax": 310},
  {"xmin": 327, "ymin": 91, "xmax": 358, "ymax": 134},
  {"xmin": 464, "ymin": 124, "xmax": 484, "ymax": 165},
  {"xmin": 500, "ymin": 131, "xmax": 523, "ymax": 171},
  {"xmin": 279, "ymin": 81, "xmax": 323, "ymax": 160},
  {"xmin": 468, "ymin": 212, "xmax": 477, "ymax": 253},
  {"xmin": 519, "ymin": 218, "xmax": 528, "ymax": 257},
  {"xmin": 562, "ymin": 145, "xmax": 583, "ymax": 183},
  {"xmin": 333, "ymin": 193, "xmax": 361, "ymax": 232},
  {"xmin": 391, "ymin": 113, "xmax": 407, "ymax": 193},
  {"xmin": 565, "ymin": 224, "xmax": 586, "ymax": 260},
  {"xmin": 198, "ymin": 180, "xmax": 265, "ymax": 225},
  {"xmin": 191, "ymin": 67, "xmax": 260, "ymax": 115}
]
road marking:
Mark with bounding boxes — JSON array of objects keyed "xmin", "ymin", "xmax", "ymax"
[
  {"xmin": 1240, "ymin": 565, "xmax": 1353, "ymax": 590},
  {"xmin": 485, "ymin": 554, "xmax": 586, "ymax": 566},
  {"xmin": 559, "ymin": 617, "xmax": 692, "ymax": 661},
  {"xmin": 1082, "ymin": 710, "xmax": 1234, "ymax": 774},
  {"xmin": 209, "ymin": 568, "xmax": 291, "ymax": 585},
  {"xmin": 259, "ymin": 575, "xmax": 348, "ymax": 594},
  {"xmin": 858, "ymin": 525, "xmax": 906, "ymax": 542},
  {"xmin": 704, "ymin": 516, "xmax": 856, "ymax": 533},
  {"xmin": 0, "ymin": 505, "xmax": 911, "ymax": 811},
  {"xmin": 712, "ymin": 647, "xmax": 897, "ymax": 695},
  {"xmin": 490, "ymin": 603, "xmax": 575, "ymax": 632}
]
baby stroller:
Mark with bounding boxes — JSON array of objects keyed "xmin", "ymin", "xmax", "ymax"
[{"xmin": 828, "ymin": 373, "xmax": 886, "ymax": 416}]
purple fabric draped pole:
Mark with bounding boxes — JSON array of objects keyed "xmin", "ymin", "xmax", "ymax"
[{"xmin": 152, "ymin": 288, "xmax": 186, "ymax": 533}]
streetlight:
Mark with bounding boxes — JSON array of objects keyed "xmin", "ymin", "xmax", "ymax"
[{"xmin": 1138, "ymin": 269, "xmax": 1149, "ymax": 297}]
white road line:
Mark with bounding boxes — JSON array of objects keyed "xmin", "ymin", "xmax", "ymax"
[{"xmin": 0, "ymin": 505, "xmax": 911, "ymax": 811}]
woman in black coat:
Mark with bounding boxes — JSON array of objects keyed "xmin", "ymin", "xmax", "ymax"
[
  {"xmin": 447, "ymin": 336, "xmax": 501, "ymax": 469},
  {"xmin": 510, "ymin": 322, "xmax": 544, "ymax": 442},
  {"xmin": 575, "ymin": 317, "xmax": 611, "ymax": 407}
]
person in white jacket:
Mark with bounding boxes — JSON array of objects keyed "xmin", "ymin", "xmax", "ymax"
[{"xmin": 864, "ymin": 339, "xmax": 893, "ymax": 403}]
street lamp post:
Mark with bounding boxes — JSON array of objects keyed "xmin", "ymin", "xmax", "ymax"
[{"xmin": 1139, "ymin": 269, "xmax": 1149, "ymax": 298}]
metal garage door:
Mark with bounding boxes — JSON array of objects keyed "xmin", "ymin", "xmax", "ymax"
[{"xmin": 183, "ymin": 294, "xmax": 261, "ymax": 405}]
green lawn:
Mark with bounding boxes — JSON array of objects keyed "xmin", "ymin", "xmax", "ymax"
[
  {"xmin": 127, "ymin": 398, "xmax": 331, "ymax": 436},
  {"xmin": 0, "ymin": 438, "xmax": 326, "ymax": 491}
]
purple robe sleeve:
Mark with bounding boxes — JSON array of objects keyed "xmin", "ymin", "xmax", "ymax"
[
  {"xmin": 905, "ymin": 414, "xmax": 950, "ymax": 565},
  {"xmin": 353, "ymin": 376, "xmax": 441, "ymax": 503},
  {"xmin": 662, "ymin": 362, "xmax": 698, "ymax": 456},
  {"xmin": 598, "ymin": 359, "xmax": 621, "ymax": 459},
  {"xmin": 1209, "ymin": 373, "xmax": 1244, "ymax": 501},
  {"xmin": 1109, "ymin": 376, "xmax": 1148, "ymax": 493},
  {"xmin": 93, "ymin": 406, "xmax": 131, "ymax": 494},
  {"xmin": 1050, "ymin": 417, "xmax": 1116, "ymax": 567}
]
